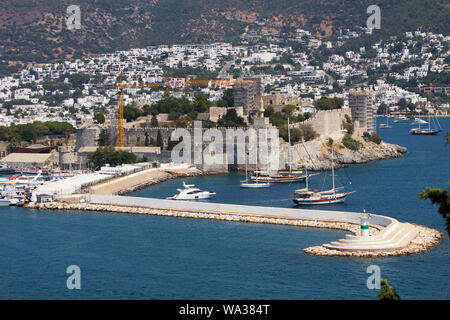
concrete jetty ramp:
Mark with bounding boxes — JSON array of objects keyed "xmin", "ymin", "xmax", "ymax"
[{"xmin": 86, "ymin": 195, "xmax": 430, "ymax": 255}]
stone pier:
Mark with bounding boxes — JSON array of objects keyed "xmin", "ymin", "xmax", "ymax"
[{"xmin": 26, "ymin": 195, "xmax": 443, "ymax": 258}]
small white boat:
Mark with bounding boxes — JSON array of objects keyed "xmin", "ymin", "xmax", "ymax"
[
  {"xmin": 393, "ymin": 115, "xmax": 409, "ymax": 123},
  {"xmin": 0, "ymin": 163, "xmax": 15, "ymax": 174},
  {"xmin": 0, "ymin": 198, "xmax": 16, "ymax": 206},
  {"xmin": 412, "ymin": 117, "xmax": 428, "ymax": 125},
  {"xmin": 379, "ymin": 117, "xmax": 392, "ymax": 128},
  {"xmin": 240, "ymin": 181, "xmax": 271, "ymax": 188},
  {"xmin": 240, "ymin": 149, "xmax": 271, "ymax": 188},
  {"xmin": 167, "ymin": 182, "xmax": 216, "ymax": 200}
]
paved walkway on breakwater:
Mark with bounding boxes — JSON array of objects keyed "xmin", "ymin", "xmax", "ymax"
[
  {"xmin": 32, "ymin": 194, "xmax": 442, "ymax": 258},
  {"xmin": 89, "ymin": 167, "xmax": 201, "ymax": 195}
]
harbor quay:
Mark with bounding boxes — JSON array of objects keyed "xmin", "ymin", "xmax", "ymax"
[{"xmin": 26, "ymin": 190, "xmax": 443, "ymax": 258}]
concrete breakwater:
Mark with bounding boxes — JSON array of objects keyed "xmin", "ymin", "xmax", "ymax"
[
  {"xmin": 25, "ymin": 199, "xmax": 443, "ymax": 258},
  {"xmin": 304, "ymin": 224, "xmax": 443, "ymax": 257}
]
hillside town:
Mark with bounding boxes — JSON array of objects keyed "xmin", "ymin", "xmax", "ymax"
[{"xmin": 0, "ymin": 27, "xmax": 448, "ymax": 173}]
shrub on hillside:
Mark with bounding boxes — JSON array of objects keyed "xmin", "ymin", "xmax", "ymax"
[
  {"xmin": 342, "ymin": 114, "xmax": 354, "ymax": 135},
  {"xmin": 342, "ymin": 134, "xmax": 363, "ymax": 151},
  {"xmin": 280, "ymin": 124, "xmax": 318, "ymax": 143},
  {"xmin": 363, "ymin": 131, "xmax": 382, "ymax": 144}
]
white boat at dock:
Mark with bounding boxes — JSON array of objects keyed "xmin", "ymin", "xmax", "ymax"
[
  {"xmin": 0, "ymin": 163, "xmax": 15, "ymax": 174},
  {"xmin": 0, "ymin": 197, "xmax": 19, "ymax": 206},
  {"xmin": 167, "ymin": 182, "xmax": 216, "ymax": 200}
]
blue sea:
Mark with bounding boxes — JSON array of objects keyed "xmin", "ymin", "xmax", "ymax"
[{"xmin": 0, "ymin": 117, "xmax": 449, "ymax": 299}]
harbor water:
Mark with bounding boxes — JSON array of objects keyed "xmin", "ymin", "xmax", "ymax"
[{"xmin": 0, "ymin": 117, "xmax": 449, "ymax": 299}]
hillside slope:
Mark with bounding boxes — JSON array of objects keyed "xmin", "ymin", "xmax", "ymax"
[{"xmin": 1, "ymin": 0, "xmax": 448, "ymax": 73}]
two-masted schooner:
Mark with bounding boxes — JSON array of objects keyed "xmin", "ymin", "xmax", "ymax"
[
  {"xmin": 250, "ymin": 118, "xmax": 309, "ymax": 183},
  {"xmin": 293, "ymin": 147, "xmax": 355, "ymax": 205}
]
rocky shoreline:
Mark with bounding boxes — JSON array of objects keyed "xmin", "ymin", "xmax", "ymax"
[
  {"xmin": 293, "ymin": 140, "xmax": 407, "ymax": 171},
  {"xmin": 25, "ymin": 201, "xmax": 443, "ymax": 258}
]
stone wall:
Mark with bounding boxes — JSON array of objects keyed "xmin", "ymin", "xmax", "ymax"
[
  {"xmin": 296, "ymin": 108, "xmax": 351, "ymax": 138},
  {"xmin": 75, "ymin": 124, "xmax": 102, "ymax": 151}
]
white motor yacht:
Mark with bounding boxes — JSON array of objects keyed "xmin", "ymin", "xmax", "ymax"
[
  {"xmin": 0, "ymin": 197, "xmax": 17, "ymax": 207},
  {"xmin": 167, "ymin": 182, "xmax": 216, "ymax": 200}
]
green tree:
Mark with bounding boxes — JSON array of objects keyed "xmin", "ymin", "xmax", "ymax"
[
  {"xmin": 342, "ymin": 114, "xmax": 354, "ymax": 135},
  {"xmin": 377, "ymin": 103, "xmax": 389, "ymax": 115},
  {"xmin": 313, "ymin": 97, "xmax": 344, "ymax": 110},
  {"xmin": 221, "ymin": 88, "xmax": 234, "ymax": 107},
  {"xmin": 87, "ymin": 146, "xmax": 137, "ymax": 169},
  {"xmin": 264, "ymin": 106, "xmax": 275, "ymax": 118},
  {"xmin": 419, "ymin": 181, "xmax": 450, "ymax": 235},
  {"xmin": 377, "ymin": 279, "xmax": 400, "ymax": 300},
  {"xmin": 282, "ymin": 105, "xmax": 296, "ymax": 117},
  {"xmin": 123, "ymin": 105, "xmax": 142, "ymax": 122},
  {"xmin": 98, "ymin": 129, "xmax": 110, "ymax": 146},
  {"xmin": 94, "ymin": 113, "xmax": 105, "ymax": 124},
  {"xmin": 151, "ymin": 115, "xmax": 159, "ymax": 127},
  {"xmin": 217, "ymin": 109, "xmax": 246, "ymax": 127},
  {"xmin": 419, "ymin": 134, "xmax": 450, "ymax": 235}
]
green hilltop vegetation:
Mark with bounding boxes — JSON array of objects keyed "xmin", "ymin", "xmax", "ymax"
[
  {"xmin": 1, "ymin": 0, "xmax": 449, "ymax": 75},
  {"xmin": 0, "ymin": 121, "xmax": 75, "ymax": 146}
]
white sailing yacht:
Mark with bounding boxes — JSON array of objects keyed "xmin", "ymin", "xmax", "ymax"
[
  {"xmin": 409, "ymin": 112, "xmax": 442, "ymax": 135},
  {"xmin": 293, "ymin": 147, "xmax": 355, "ymax": 205},
  {"xmin": 240, "ymin": 149, "xmax": 271, "ymax": 188}
]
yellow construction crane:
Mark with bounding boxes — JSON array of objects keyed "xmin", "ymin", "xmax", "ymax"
[{"xmin": 96, "ymin": 72, "xmax": 256, "ymax": 147}]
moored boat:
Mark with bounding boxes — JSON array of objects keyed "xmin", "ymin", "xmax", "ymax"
[
  {"xmin": 0, "ymin": 197, "xmax": 18, "ymax": 206},
  {"xmin": 293, "ymin": 148, "xmax": 355, "ymax": 205},
  {"xmin": 240, "ymin": 150, "xmax": 271, "ymax": 188},
  {"xmin": 167, "ymin": 182, "xmax": 216, "ymax": 200},
  {"xmin": 409, "ymin": 112, "xmax": 442, "ymax": 135},
  {"xmin": 393, "ymin": 115, "xmax": 409, "ymax": 123},
  {"xmin": 250, "ymin": 172, "xmax": 308, "ymax": 183},
  {"xmin": 0, "ymin": 163, "xmax": 15, "ymax": 174}
]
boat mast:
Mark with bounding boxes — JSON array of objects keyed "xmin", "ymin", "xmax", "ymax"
[
  {"xmin": 305, "ymin": 165, "xmax": 309, "ymax": 190},
  {"xmin": 331, "ymin": 147, "xmax": 335, "ymax": 195},
  {"xmin": 287, "ymin": 117, "xmax": 292, "ymax": 174},
  {"xmin": 428, "ymin": 111, "xmax": 431, "ymax": 131},
  {"xmin": 245, "ymin": 148, "xmax": 248, "ymax": 183},
  {"xmin": 418, "ymin": 110, "xmax": 421, "ymax": 130}
]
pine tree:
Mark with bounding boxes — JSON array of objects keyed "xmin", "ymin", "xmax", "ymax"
[{"xmin": 377, "ymin": 279, "xmax": 400, "ymax": 300}]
